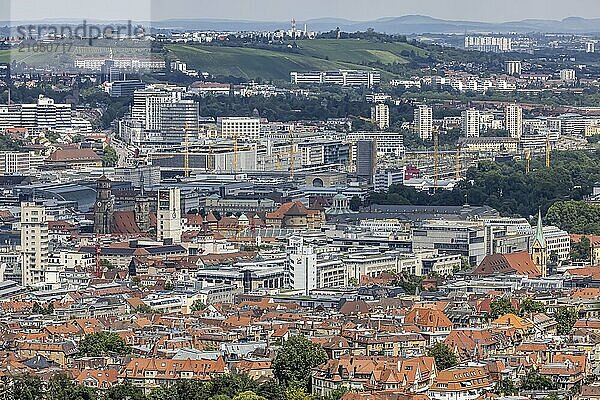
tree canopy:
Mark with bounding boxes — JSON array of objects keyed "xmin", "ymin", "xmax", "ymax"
[
  {"xmin": 555, "ymin": 307, "xmax": 579, "ymax": 335},
  {"xmin": 272, "ymin": 335, "xmax": 328, "ymax": 390},
  {"xmin": 427, "ymin": 342, "xmax": 458, "ymax": 371},
  {"xmin": 78, "ymin": 332, "xmax": 131, "ymax": 357},
  {"xmin": 490, "ymin": 298, "xmax": 517, "ymax": 320}
]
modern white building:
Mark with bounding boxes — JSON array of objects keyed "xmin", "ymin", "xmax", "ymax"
[
  {"xmin": 0, "ymin": 152, "xmax": 45, "ymax": 174},
  {"xmin": 505, "ymin": 60, "xmax": 522, "ymax": 76},
  {"xmin": 217, "ymin": 117, "xmax": 262, "ymax": 141},
  {"xmin": 20, "ymin": 202, "xmax": 49, "ymax": 287},
  {"xmin": 465, "ymin": 36, "xmax": 512, "ymax": 52},
  {"xmin": 290, "ymin": 70, "xmax": 381, "ymax": 87},
  {"xmin": 157, "ymin": 188, "xmax": 182, "ymax": 244},
  {"xmin": 462, "ymin": 108, "xmax": 480, "ymax": 138},
  {"xmin": 371, "ymin": 103, "xmax": 390, "ymax": 130},
  {"xmin": 505, "ymin": 104, "xmax": 523, "ymax": 138},
  {"xmin": 414, "ymin": 104, "xmax": 433, "ymax": 141},
  {"xmin": 560, "ymin": 69, "xmax": 576, "ymax": 82}
]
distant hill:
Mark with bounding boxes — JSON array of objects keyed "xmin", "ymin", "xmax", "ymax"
[
  {"xmin": 154, "ymin": 15, "xmax": 600, "ymax": 34},
  {"xmin": 165, "ymin": 39, "xmax": 426, "ymax": 81}
]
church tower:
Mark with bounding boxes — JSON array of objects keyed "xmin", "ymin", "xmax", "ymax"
[
  {"xmin": 94, "ymin": 176, "xmax": 114, "ymax": 234},
  {"xmin": 531, "ymin": 209, "xmax": 548, "ymax": 277}
]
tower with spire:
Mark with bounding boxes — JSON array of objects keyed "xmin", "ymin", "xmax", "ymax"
[{"xmin": 531, "ymin": 209, "xmax": 548, "ymax": 277}]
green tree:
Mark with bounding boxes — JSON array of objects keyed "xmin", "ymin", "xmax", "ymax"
[
  {"xmin": 520, "ymin": 369, "xmax": 556, "ymax": 391},
  {"xmin": 257, "ymin": 380, "xmax": 287, "ymax": 400},
  {"xmin": 47, "ymin": 373, "xmax": 97, "ymax": 400},
  {"xmin": 233, "ymin": 392, "xmax": 267, "ymax": 400},
  {"xmin": 519, "ymin": 298, "xmax": 546, "ymax": 316},
  {"xmin": 394, "ymin": 273, "xmax": 424, "ymax": 296},
  {"xmin": 207, "ymin": 374, "xmax": 258, "ymax": 399},
  {"xmin": 547, "ymin": 201, "xmax": 600, "ymax": 235},
  {"xmin": 427, "ymin": 343, "xmax": 458, "ymax": 371},
  {"xmin": 191, "ymin": 300, "xmax": 207, "ymax": 312},
  {"xmin": 272, "ymin": 335, "xmax": 327, "ymax": 390},
  {"xmin": 490, "ymin": 298, "xmax": 517, "ymax": 319},
  {"xmin": 349, "ymin": 196, "xmax": 361, "ymax": 212},
  {"xmin": 571, "ymin": 237, "xmax": 592, "ymax": 261},
  {"xmin": 78, "ymin": 332, "xmax": 131, "ymax": 357},
  {"xmin": 102, "ymin": 146, "xmax": 119, "ymax": 167},
  {"xmin": 9, "ymin": 373, "xmax": 44, "ymax": 400},
  {"xmin": 151, "ymin": 380, "xmax": 206, "ymax": 400},
  {"xmin": 285, "ymin": 387, "xmax": 312, "ymax": 400},
  {"xmin": 103, "ymin": 381, "xmax": 147, "ymax": 400},
  {"xmin": 555, "ymin": 307, "xmax": 578, "ymax": 335},
  {"xmin": 494, "ymin": 379, "xmax": 517, "ymax": 396}
]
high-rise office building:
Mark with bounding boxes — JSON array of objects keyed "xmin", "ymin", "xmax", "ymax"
[
  {"xmin": 356, "ymin": 139, "xmax": 376, "ymax": 184},
  {"xmin": 462, "ymin": 108, "xmax": 481, "ymax": 138},
  {"xmin": 505, "ymin": 104, "xmax": 523, "ymax": 138},
  {"xmin": 20, "ymin": 201, "xmax": 49, "ymax": 287},
  {"xmin": 413, "ymin": 104, "xmax": 433, "ymax": 141},
  {"xmin": 371, "ymin": 103, "xmax": 390, "ymax": 130},
  {"xmin": 130, "ymin": 85, "xmax": 198, "ymax": 143},
  {"xmin": 157, "ymin": 188, "xmax": 182, "ymax": 244}
]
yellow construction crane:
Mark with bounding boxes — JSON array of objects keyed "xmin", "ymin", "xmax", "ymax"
[
  {"xmin": 455, "ymin": 146, "xmax": 463, "ymax": 180},
  {"xmin": 433, "ymin": 127, "xmax": 439, "ymax": 192},
  {"xmin": 525, "ymin": 149, "xmax": 532, "ymax": 174},
  {"xmin": 233, "ymin": 129, "xmax": 239, "ymax": 175},
  {"xmin": 288, "ymin": 127, "xmax": 295, "ymax": 180},
  {"xmin": 184, "ymin": 124, "xmax": 190, "ymax": 178},
  {"xmin": 545, "ymin": 133, "xmax": 551, "ymax": 169}
]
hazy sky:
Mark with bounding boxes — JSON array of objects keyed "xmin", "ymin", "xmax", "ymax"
[{"xmin": 7, "ymin": 0, "xmax": 600, "ymax": 22}]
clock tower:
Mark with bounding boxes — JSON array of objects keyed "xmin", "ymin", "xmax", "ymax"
[{"xmin": 94, "ymin": 176, "xmax": 114, "ymax": 234}]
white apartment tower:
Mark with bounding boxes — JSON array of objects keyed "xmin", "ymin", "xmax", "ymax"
[
  {"xmin": 370, "ymin": 103, "xmax": 390, "ymax": 130},
  {"xmin": 157, "ymin": 188, "xmax": 182, "ymax": 244},
  {"xmin": 20, "ymin": 202, "xmax": 49, "ymax": 287},
  {"xmin": 505, "ymin": 60, "xmax": 522, "ymax": 76},
  {"xmin": 287, "ymin": 236, "xmax": 317, "ymax": 295},
  {"xmin": 505, "ymin": 104, "xmax": 523, "ymax": 138},
  {"xmin": 462, "ymin": 108, "xmax": 481, "ymax": 138},
  {"xmin": 413, "ymin": 105, "xmax": 433, "ymax": 140},
  {"xmin": 560, "ymin": 69, "xmax": 576, "ymax": 82}
]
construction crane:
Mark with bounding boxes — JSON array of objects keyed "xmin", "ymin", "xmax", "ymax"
[
  {"xmin": 182, "ymin": 125, "xmax": 220, "ymax": 175},
  {"xmin": 184, "ymin": 124, "xmax": 190, "ymax": 178},
  {"xmin": 455, "ymin": 146, "xmax": 461, "ymax": 180},
  {"xmin": 288, "ymin": 127, "xmax": 295, "ymax": 180},
  {"xmin": 94, "ymin": 243, "xmax": 102, "ymax": 278},
  {"xmin": 545, "ymin": 133, "xmax": 551, "ymax": 168},
  {"xmin": 433, "ymin": 127, "xmax": 439, "ymax": 193},
  {"xmin": 525, "ymin": 149, "xmax": 532, "ymax": 174}
]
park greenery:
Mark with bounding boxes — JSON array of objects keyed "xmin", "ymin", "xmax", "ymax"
[{"xmin": 371, "ymin": 150, "xmax": 600, "ymax": 221}]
